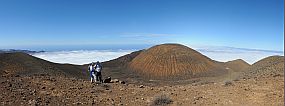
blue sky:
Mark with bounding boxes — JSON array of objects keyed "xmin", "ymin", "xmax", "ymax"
[{"xmin": 0, "ymin": 0, "xmax": 283, "ymax": 51}]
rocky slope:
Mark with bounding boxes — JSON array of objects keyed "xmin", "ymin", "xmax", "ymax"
[
  {"xmin": 224, "ymin": 59, "xmax": 250, "ymax": 72},
  {"xmin": 240, "ymin": 56, "xmax": 284, "ymax": 79},
  {"xmin": 128, "ymin": 44, "xmax": 227, "ymax": 79},
  {"xmin": 0, "ymin": 52, "xmax": 86, "ymax": 79}
]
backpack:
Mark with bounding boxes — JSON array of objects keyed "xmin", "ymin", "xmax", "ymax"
[{"xmin": 95, "ymin": 63, "xmax": 102, "ymax": 72}]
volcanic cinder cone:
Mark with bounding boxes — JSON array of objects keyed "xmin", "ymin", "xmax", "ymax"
[{"xmin": 128, "ymin": 44, "xmax": 226, "ymax": 79}]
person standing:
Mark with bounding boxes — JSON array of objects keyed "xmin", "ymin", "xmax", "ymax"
[
  {"xmin": 88, "ymin": 62, "xmax": 96, "ymax": 83},
  {"xmin": 95, "ymin": 61, "xmax": 103, "ymax": 83}
]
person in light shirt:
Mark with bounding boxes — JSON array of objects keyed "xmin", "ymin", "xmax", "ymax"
[{"xmin": 88, "ymin": 62, "xmax": 96, "ymax": 83}]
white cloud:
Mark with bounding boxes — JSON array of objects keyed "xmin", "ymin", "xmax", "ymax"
[
  {"xmin": 32, "ymin": 50, "xmax": 134, "ymax": 65},
  {"xmin": 191, "ymin": 46, "xmax": 283, "ymax": 64},
  {"xmin": 32, "ymin": 46, "xmax": 283, "ymax": 65}
]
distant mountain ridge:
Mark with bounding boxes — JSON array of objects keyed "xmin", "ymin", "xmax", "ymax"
[{"xmin": 0, "ymin": 49, "xmax": 44, "ymax": 54}]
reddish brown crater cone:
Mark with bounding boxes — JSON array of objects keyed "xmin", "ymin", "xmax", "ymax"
[{"xmin": 128, "ymin": 44, "xmax": 226, "ymax": 79}]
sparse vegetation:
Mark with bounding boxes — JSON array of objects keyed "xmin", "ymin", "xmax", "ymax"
[
  {"xmin": 224, "ymin": 80, "xmax": 234, "ymax": 86},
  {"xmin": 151, "ymin": 95, "xmax": 173, "ymax": 106}
]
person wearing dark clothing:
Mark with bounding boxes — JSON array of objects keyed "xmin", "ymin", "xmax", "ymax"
[{"xmin": 95, "ymin": 61, "xmax": 103, "ymax": 83}]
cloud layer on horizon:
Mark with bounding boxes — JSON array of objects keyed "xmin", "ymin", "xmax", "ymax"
[
  {"xmin": 32, "ymin": 50, "xmax": 134, "ymax": 65},
  {"xmin": 32, "ymin": 47, "xmax": 283, "ymax": 65},
  {"xmin": 192, "ymin": 46, "xmax": 283, "ymax": 64}
]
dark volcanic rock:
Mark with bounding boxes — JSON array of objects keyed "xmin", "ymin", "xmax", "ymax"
[{"xmin": 104, "ymin": 77, "xmax": 112, "ymax": 83}]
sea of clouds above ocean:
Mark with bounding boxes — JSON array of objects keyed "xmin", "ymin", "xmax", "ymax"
[{"xmin": 32, "ymin": 46, "xmax": 283, "ymax": 65}]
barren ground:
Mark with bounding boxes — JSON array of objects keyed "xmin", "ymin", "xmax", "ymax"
[{"xmin": 0, "ymin": 74, "xmax": 283, "ymax": 106}]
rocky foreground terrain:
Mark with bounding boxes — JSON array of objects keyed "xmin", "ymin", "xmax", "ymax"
[{"xmin": 0, "ymin": 72, "xmax": 283, "ymax": 106}]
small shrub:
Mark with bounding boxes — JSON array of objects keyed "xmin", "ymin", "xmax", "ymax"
[
  {"xmin": 151, "ymin": 95, "xmax": 173, "ymax": 106},
  {"xmin": 224, "ymin": 81, "xmax": 234, "ymax": 86}
]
